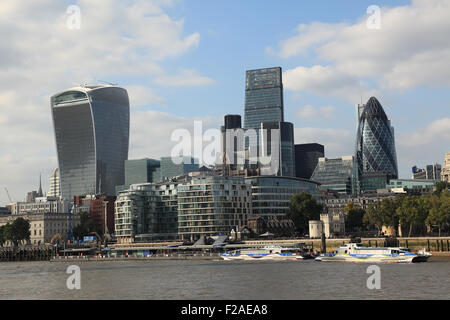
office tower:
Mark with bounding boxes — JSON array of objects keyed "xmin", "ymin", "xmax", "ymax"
[
  {"xmin": 310, "ymin": 156, "xmax": 355, "ymax": 195},
  {"xmin": 224, "ymin": 114, "xmax": 242, "ymax": 130},
  {"xmin": 51, "ymin": 85, "xmax": 130, "ymax": 200},
  {"xmin": 259, "ymin": 121, "xmax": 295, "ymax": 177},
  {"xmin": 160, "ymin": 156, "xmax": 199, "ymax": 181},
  {"xmin": 412, "ymin": 164, "xmax": 442, "ymax": 180},
  {"xmin": 355, "ymin": 97, "xmax": 398, "ymax": 193},
  {"xmin": 244, "ymin": 67, "xmax": 284, "ymax": 129},
  {"xmin": 295, "ymin": 143, "xmax": 325, "ymax": 179},
  {"xmin": 125, "ymin": 159, "xmax": 161, "ymax": 185},
  {"xmin": 221, "ymin": 115, "xmax": 243, "ymax": 170},
  {"xmin": 47, "ymin": 168, "xmax": 61, "ymax": 198},
  {"xmin": 442, "ymin": 152, "xmax": 450, "ymax": 182}
]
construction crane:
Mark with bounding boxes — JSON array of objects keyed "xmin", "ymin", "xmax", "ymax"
[{"xmin": 4, "ymin": 188, "xmax": 12, "ymax": 203}]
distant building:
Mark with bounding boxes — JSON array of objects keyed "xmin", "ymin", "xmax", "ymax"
[
  {"xmin": 244, "ymin": 67, "xmax": 284, "ymax": 130},
  {"xmin": 160, "ymin": 156, "xmax": 199, "ymax": 181},
  {"xmin": 311, "ymin": 156, "xmax": 355, "ymax": 195},
  {"xmin": 245, "ymin": 176, "xmax": 322, "ymax": 220},
  {"xmin": 9, "ymin": 197, "xmax": 70, "ymax": 215},
  {"xmin": 0, "ymin": 207, "xmax": 10, "ymax": 215},
  {"xmin": 51, "ymin": 85, "xmax": 130, "ymax": 199},
  {"xmin": 259, "ymin": 121, "xmax": 295, "ymax": 177},
  {"xmin": 125, "ymin": 158, "xmax": 161, "ymax": 185},
  {"xmin": 295, "ymin": 143, "xmax": 325, "ymax": 179},
  {"xmin": 386, "ymin": 179, "xmax": 436, "ymax": 195},
  {"xmin": 320, "ymin": 213, "xmax": 345, "ymax": 238},
  {"xmin": 441, "ymin": 152, "xmax": 450, "ymax": 182},
  {"xmin": 355, "ymin": 97, "xmax": 398, "ymax": 193},
  {"xmin": 412, "ymin": 164, "xmax": 441, "ymax": 180},
  {"xmin": 0, "ymin": 212, "xmax": 80, "ymax": 245},
  {"xmin": 47, "ymin": 168, "xmax": 61, "ymax": 198},
  {"xmin": 73, "ymin": 194, "xmax": 116, "ymax": 236}
]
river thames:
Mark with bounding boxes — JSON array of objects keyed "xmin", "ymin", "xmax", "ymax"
[{"xmin": 0, "ymin": 257, "xmax": 449, "ymax": 300}]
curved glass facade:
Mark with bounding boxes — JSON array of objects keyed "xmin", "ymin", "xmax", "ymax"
[
  {"xmin": 51, "ymin": 86, "xmax": 130, "ymax": 200},
  {"xmin": 355, "ymin": 97, "xmax": 398, "ymax": 182}
]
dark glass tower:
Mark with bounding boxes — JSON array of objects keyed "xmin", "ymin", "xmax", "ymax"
[
  {"xmin": 355, "ymin": 97, "xmax": 398, "ymax": 193},
  {"xmin": 51, "ymin": 85, "xmax": 130, "ymax": 200},
  {"xmin": 295, "ymin": 143, "xmax": 325, "ymax": 179},
  {"xmin": 260, "ymin": 121, "xmax": 295, "ymax": 177},
  {"xmin": 244, "ymin": 67, "xmax": 284, "ymax": 129}
]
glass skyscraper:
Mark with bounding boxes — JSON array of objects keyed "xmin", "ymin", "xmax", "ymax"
[
  {"xmin": 310, "ymin": 156, "xmax": 355, "ymax": 195},
  {"xmin": 295, "ymin": 143, "xmax": 325, "ymax": 179},
  {"xmin": 355, "ymin": 97, "xmax": 398, "ymax": 193},
  {"xmin": 244, "ymin": 67, "xmax": 284, "ymax": 130},
  {"xmin": 51, "ymin": 85, "xmax": 130, "ymax": 200}
]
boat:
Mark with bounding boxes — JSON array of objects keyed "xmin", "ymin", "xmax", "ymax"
[
  {"xmin": 221, "ymin": 245, "xmax": 314, "ymax": 261},
  {"xmin": 315, "ymin": 243, "xmax": 431, "ymax": 263},
  {"xmin": 389, "ymin": 247, "xmax": 432, "ymax": 262}
]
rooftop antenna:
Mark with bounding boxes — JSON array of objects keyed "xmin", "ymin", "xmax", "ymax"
[{"xmin": 96, "ymin": 79, "xmax": 118, "ymax": 86}]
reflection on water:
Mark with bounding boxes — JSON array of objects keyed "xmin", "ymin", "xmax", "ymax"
[{"xmin": 0, "ymin": 258, "xmax": 449, "ymax": 300}]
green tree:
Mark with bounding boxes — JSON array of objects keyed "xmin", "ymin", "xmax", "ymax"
[
  {"xmin": 344, "ymin": 202, "xmax": 365, "ymax": 233},
  {"xmin": 286, "ymin": 193, "xmax": 323, "ymax": 235},
  {"xmin": 0, "ymin": 225, "xmax": 5, "ymax": 246},
  {"xmin": 363, "ymin": 202, "xmax": 384, "ymax": 235},
  {"xmin": 396, "ymin": 196, "xmax": 428, "ymax": 237},
  {"xmin": 426, "ymin": 190, "xmax": 450, "ymax": 236},
  {"xmin": 434, "ymin": 181, "xmax": 450, "ymax": 195},
  {"xmin": 72, "ymin": 212, "xmax": 99, "ymax": 240},
  {"xmin": 3, "ymin": 218, "xmax": 31, "ymax": 246}
]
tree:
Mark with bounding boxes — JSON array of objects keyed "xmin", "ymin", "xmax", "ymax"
[
  {"xmin": 286, "ymin": 193, "xmax": 322, "ymax": 235},
  {"xmin": 0, "ymin": 225, "xmax": 5, "ymax": 246},
  {"xmin": 434, "ymin": 181, "xmax": 450, "ymax": 196},
  {"xmin": 3, "ymin": 218, "xmax": 31, "ymax": 246},
  {"xmin": 72, "ymin": 212, "xmax": 99, "ymax": 240},
  {"xmin": 363, "ymin": 202, "xmax": 384, "ymax": 235},
  {"xmin": 396, "ymin": 196, "xmax": 428, "ymax": 237},
  {"xmin": 426, "ymin": 190, "xmax": 450, "ymax": 236},
  {"xmin": 344, "ymin": 202, "xmax": 365, "ymax": 233}
]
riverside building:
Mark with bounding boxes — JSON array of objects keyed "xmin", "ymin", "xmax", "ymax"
[
  {"xmin": 442, "ymin": 152, "xmax": 450, "ymax": 182},
  {"xmin": 177, "ymin": 175, "xmax": 252, "ymax": 241}
]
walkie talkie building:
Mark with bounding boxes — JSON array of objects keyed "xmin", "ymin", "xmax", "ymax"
[
  {"xmin": 355, "ymin": 97, "xmax": 398, "ymax": 193},
  {"xmin": 51, "ymin": 85, "xmax": 130, "ymax": 200}
]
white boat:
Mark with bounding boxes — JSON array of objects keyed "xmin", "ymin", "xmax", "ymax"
[
  {"xmin": 315, "ymin": 243, "xmax": 430, "ymax": 263},
  {"xmin": 221, "ymin": 246, "xmax": 308, "ymax": 261}
]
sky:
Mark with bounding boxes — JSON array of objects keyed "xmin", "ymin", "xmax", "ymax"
[{"xmin": 1, "ymin": 0, "xmax": 449, "ymax": 205}]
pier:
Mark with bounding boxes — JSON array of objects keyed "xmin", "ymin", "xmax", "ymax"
[{"xmin": 0, "ymin": 246, "xmax": 53, "ymax": 262}]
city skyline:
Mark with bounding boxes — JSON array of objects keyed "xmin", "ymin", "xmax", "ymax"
[{"xmin": 1, "ymin": 0, "xmax": 450, "ymax": 205}]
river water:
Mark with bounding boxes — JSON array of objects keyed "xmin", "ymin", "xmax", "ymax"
[{"xmin": 0, "ymin": 257, "xmax": 449, "ymax": 300}]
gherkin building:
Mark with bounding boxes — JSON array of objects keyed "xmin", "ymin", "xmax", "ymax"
[{"xmin": 355, "ymin": 97, "xmax": 398, "ymax": 192}]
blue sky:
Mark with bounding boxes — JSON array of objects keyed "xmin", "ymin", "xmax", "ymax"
[{"xmin": 0, "ymin": 0, "xmax": 449, "ymax": 204}]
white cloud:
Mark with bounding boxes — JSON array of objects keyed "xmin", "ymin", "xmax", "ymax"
[
  {"xmin": 153, "ymin": 69, "xmax": 216, "ymax": 87},
  {"xmin": 295, "ymin": 105, "xmax": 336, "ymax": 120},
  {"xmin": 0, "ymin": 0, "xmax": 210, "ymax": 204},
  {"xmin": 126, "ymin": 85, "xmax": 166, "ymax": 108},
  {"xmin": 274, "ymin": 0, "xmax": 450, "ymax": 98}
]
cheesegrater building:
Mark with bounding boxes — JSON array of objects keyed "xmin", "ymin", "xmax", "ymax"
[{"xmin": 51, "ymin": 85, "xmax": 130, "ymax": 200}]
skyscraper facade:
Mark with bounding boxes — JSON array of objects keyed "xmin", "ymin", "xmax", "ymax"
[
  {"xmin": 47, "ymin": 168, "xmax": 61, "ymax": 198},
  {"xmin": 51, "ymin": 85, "xmax": 130, "ymax": 200},
  {"xmin": 355, "ymin": 97, "xmax": 398, "ymax": 193},
  {"xmin": 295, "ymin": 143, "xmax": 325, "ymax": 179},
  {"xmin": 310, "ymin": 156, "xmax": 355, "ymax": 195},
  {"xmin": 442, "ymin": 152, "xmax": 450, "ymax": 182},
  {"xmin": 244, "ymin": 67, "xmax": 284, "ymax": 130}
]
